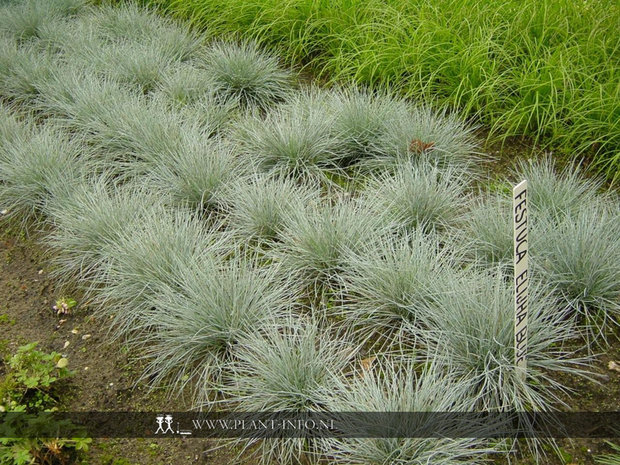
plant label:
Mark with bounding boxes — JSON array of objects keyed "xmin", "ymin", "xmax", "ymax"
[{"xmin": 513, "ymin": 180, "xmax": 528, "ymax": 380}]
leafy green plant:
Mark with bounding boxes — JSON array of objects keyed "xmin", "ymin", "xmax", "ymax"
[
  {"xmin": 52, "ymin": 297, "xmax": 77, "ymax": 316},
  {"xmin": 0, "ymin": 343, "xmax": 91, "ymax": 465},
  {"xmin": 0, "ymin": 436, "xmax": 91, "ymax": 465},
  {"xmin": 0, "ymin": 342, "xmax": 72, "ymax": 413}
]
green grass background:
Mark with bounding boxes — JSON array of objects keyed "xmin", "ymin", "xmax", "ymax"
[{"xmin": 146, "ymin": 0, "xmax": 620, "ymax": 181}]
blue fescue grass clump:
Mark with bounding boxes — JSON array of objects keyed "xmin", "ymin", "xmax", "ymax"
[
  {"xmin": 221, "ymin": 173, "xmax": 320, "ymax": 245},
  {"xmin": 59, "ymin": 6, "xmax": 200, "ymax": 94},
  {"xmin": 0, "ymin": 104, "xmax": 30, "ymax": 148},
  {"xmin": 94, "ymin": 207, "xmax": 230, "ymax": 339},
  {"xmin": 0, "ymin": 0, "xmax": 86, "ymax": 42},
  {"xmin": 33, "ymin": 71, "xmax": 188, "ymax": 167},
  {"xmin": 135, "ymin": 255, "xmax": 294, "ymax": 404},
  {"xmin": 362, "ymin": 105, "xmax": 480, "ymax": 172},
  {"xmin": 535, "ymin": 205, "xmax": 620, "ymax": 341},
  {"xmin": 90, "ymin": 3, "xmax": 201, "ymax": 61},
  {"xmin": 338, "ymin": 232, "xmax": 459, "ymax": 345},
  {"xmin": 232, "ymin": 89, "xmax": 345, "ymax": 181},
  {"xmin": 362, "ymin": 160, "xmax": 470, "ymax": 234},
  {"xmin": 417, "ymin": 269, "xmax": 592, "ymax": 412},
  {"xmin": 200, "ymin": 40, "xmax": 294, "ymax": 110},
  {"xmin": 144, "ymin": 135, "xmax": 243, "ymax": 210},
  {"xmin": 321, "ymin": 360, "xmax": 495, "ymax": 464},
  {"xmin": 513, "ymin": 156, "xmax": 602, "ymax": 219},
  {"xmin": 226, "ymin": 317, "xmax": 357, "ymax": 464},
  {"xmin": 156, "ymin": 64, "xmax": 213, "ymax": 105},
  {"xmin": 461, "ymin": 194, "xmax": 514, "ymax": 268},
  {"xmin": 0, "ymin": 39, "xmax": 55, "ymax": 105},
  {"xmin": 43, "ymin": 178, "xmax": 159, "ymax": 288},
  {"xmin": 88, "ymin": 41, "xmax": 183, "ymax": 94},
  {"xmin": 0, "ymin": 116, "xmax": 87, "ymax": 228},
  {"xmin": 275, "ymin": 197, "xmax": 389, "ymax": 292},
  {"xmin": 327, "ymin": 87, "xmax": 410, "ymax": 166}
]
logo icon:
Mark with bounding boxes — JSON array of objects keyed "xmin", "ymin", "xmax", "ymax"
[{"xmin": 155, "ymin": 414, "xmax": 175, "ymax": 434}]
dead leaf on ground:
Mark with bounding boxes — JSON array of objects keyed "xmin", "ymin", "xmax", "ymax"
[
  {"xmin": 360, "ymin": 356, "xmax": 376, "ymax": 372},
  {"xmin": 607, "ymin": 361, "xmax": 620, "ymax": 373}
]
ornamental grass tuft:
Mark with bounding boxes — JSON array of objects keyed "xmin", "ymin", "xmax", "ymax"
[{"xmin": 201, "ymin": 40, "xmax": 294, "ymax": 110}]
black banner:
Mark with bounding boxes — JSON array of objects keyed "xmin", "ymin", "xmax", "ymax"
[{"xmin": 1, "ymin": 412, "xmax": 619, "ymax": 438}]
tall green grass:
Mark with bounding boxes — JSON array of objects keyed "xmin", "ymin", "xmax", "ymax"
[{"xmin": 153, "ymin": 0, "xmax": 620, "ymax": 181}]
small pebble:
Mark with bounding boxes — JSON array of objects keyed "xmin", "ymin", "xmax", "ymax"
[
  {"xmin": 38, "ymin": 269, "xmax": 43, "ymax": 275},
  {"xmin": 63, "ymin": 341, "xmax": 70, "ymax": 349},
  {"xmin": 0, "ymin": 209, "xmax": 7, "ymax": 215}
]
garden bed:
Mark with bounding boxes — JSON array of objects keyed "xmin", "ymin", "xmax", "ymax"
[{"xmin": 0, "ymin": 1, "xmax": 619, "ymax": 464}]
